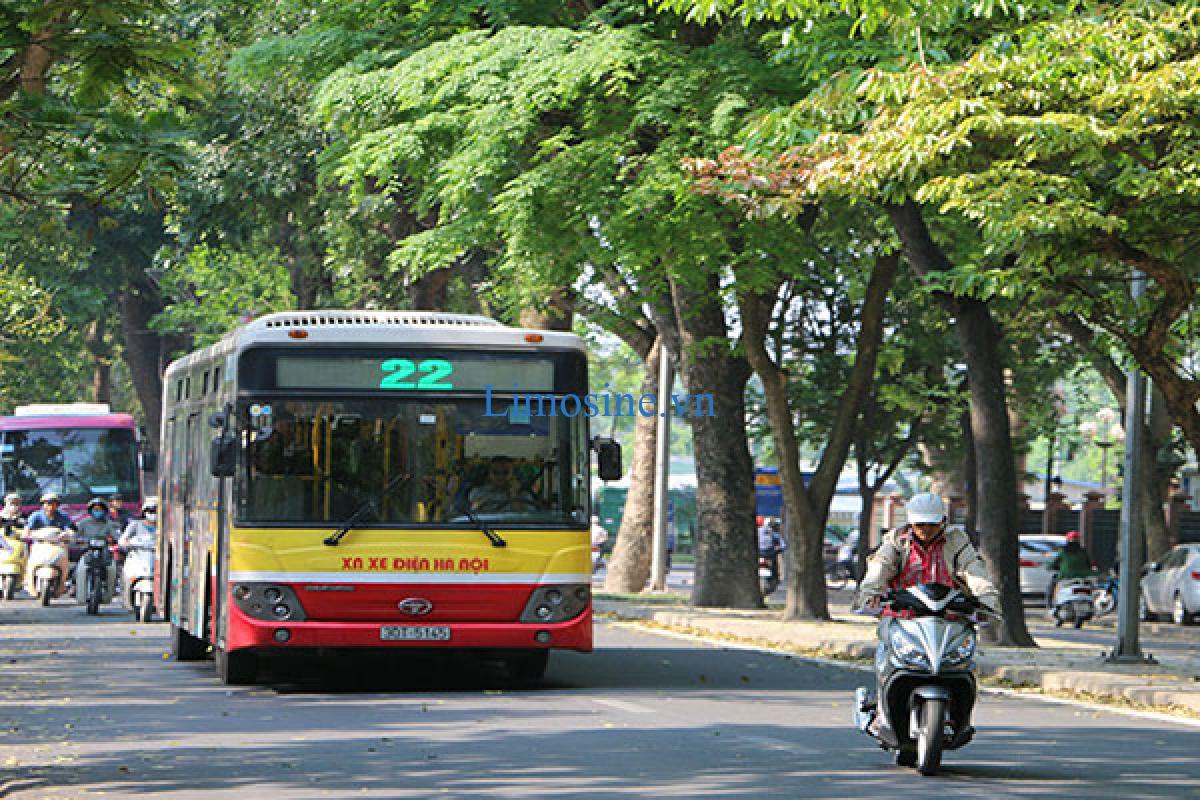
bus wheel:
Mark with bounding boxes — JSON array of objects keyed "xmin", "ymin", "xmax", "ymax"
[
  {"xmin": 506, "ymin": 650, "xmax": 549, "ymax": 682},
  {"xmin": 170, "ymin": 624, "xmax": 207, "ymax": 661},
  {"xmin": 215, "ymin": 647, "xmax": 257, "ymax": 685}
]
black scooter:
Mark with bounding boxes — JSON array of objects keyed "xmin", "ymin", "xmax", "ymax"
[{"xmin": 79, "ymin": 536, "xmax": 113, "ymax": 615}]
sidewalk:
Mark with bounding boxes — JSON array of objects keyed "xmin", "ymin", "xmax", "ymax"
[{"xmin": 596, "ymin": 595, "xmax": 1200, "ymax": 718}]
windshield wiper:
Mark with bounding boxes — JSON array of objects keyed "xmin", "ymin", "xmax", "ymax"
[
  {"xmin": 324, "ymin": 472, "xmax": 411, "ymax": 547},
  {"xmin": 458, "ymin": 503, "xmax": 507, "ymax": 548}
]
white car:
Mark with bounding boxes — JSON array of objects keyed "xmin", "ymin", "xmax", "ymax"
[
  {"xmin": 1140, "ymin": 544, "xmax": 1200, "ymax": 625},
  {"xmin": 1019, "ymin": 534, "xmax": 1066, "ymax": 599}
]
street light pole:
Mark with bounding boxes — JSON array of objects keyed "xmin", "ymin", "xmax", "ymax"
[
  {"xmin": 1109, "ymin": 271, "xmax": 1153, "ymax": 664},
  {"xmin": 1098, "ymin": 440, "xmax": 1112, "ymax": 496},
  {"xmin": 650, "ymin": 346, "xmax": 672, "ymax": 592}
]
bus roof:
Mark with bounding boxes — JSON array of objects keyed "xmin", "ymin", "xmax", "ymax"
[
  {"xmin": 164, "ymin": 310, "xmax": 586, "ymax": 379},
  {"xmin": 0, "ymin": 410, "xmax": 137, "ymax": 431}
]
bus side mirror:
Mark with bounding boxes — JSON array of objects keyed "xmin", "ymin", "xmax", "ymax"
[
  {"xmin": 210, "ymin": 433, "xmax": 236, "ymax": 478},
  {"xmin": 141, "ymin": 450, "xmax": 158, "ymax": 473},
  {"xmin": 593, "ymin": 437, "xmax": 622, "ymax": 482}
]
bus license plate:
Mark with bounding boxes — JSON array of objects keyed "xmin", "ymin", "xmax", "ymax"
[{"xmin": 380, "ymin": 625, "xmax": 451, "ymax": 642}]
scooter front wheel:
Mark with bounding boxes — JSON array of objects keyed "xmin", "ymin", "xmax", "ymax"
[
  {"xmin": 915, "ymin": 698, "xmax": 946, "ymax": 776},
  {"xmin": 2, "ymin": 574, "xmax": 16, "ymax": 601},
  {"xmin": 38, "ymin": 581, "xmax": 52, "ymax": 606},
  {"xmin": 86, "ymin": 582, "xmax": 100, "ymax": 615}
]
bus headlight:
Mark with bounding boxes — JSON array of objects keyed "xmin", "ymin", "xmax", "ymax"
[
  {"xmin": 231, "ymin": 583, "xmax": 307, "ymax": 622},
  {"xmin": 520, "ymin": 584, "xmax": 590, "ymax": 623}
]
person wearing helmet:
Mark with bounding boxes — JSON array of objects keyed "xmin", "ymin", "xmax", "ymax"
[
  {"xmin": 24, "ymin": 492, "xmax": 76, "ymax": 535},
  {"xmin": 119, "ymin": 498, "xmax": 158, "ymax": 551},
  {"xmin": 75, "ymin": 498, "xmax": 120, "ymax": 547},
  {"xmin": 0, "ymin": 492, "xmax": 25, "ymax": 532},
  {"xmin": 72, "ymin": 498, "xmax": 119, "ymax": 603},
  {"xmin": 1045, "ymin": 530, "xmax": 1096, "ymax": 605},
  {"xmin": 856, "ymin": 492, "xmax": 1000, "ymax": 615}
]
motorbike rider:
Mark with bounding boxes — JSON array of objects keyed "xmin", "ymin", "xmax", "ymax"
[
  {"xmin": 119, "ymin": 498, "xmax": 158, "ymax": 549},
  {"xmin": 590, "ymin": 515, "xmax": 609, "ymax": 570},
  {"xmin": 856, "ymin": 493, "xmax": 1000, "ymax": 616},
  {"xmin": 758, "ymin": 517, "xmax": 782, "ymax": 587},
  {"xmin": 1, "ymin": 492, "xmax": 25, "ymax": 533},
  {"xmin": 73, "ymin": 498, "xmax": 119, "ymax": 595},
  {"xmin": 24, "ymin": 492, "xmax": 75, "ymax": 535},
  {"xmin": 76, "ymin": 497, "xmax": 120, "ymax": 544},
  {"xmin": 108, "ymin": 494, "xmax": 134, "ymax": 532},
  {"xmin": 24, "ymin": 492, "xmax": 74, "ymax": 595},
  {"xmin": 1046, "ymin": 531, "xmax": 1096, "ymax": 607}
]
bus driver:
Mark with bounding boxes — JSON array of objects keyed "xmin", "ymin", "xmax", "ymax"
[{"xmin": 467, "ymin": 456, "xmax": 531, "ymax": 513}]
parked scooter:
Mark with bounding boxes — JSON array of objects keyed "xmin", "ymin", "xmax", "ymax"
[
  {"xmin": 121, "ymin": 538, "xmax": 156, "ymax": 622},
  {"xmin": 0, "ymin": 521, "xmax": 27, "ymax": 600},
  {"xmin": 1094, "ymin": 573, "xmax": 1118, "ymax": 616},
  {"xmin": 854, "ymin": 582, "xmax": 983, "ymax": 776},
  {"xmin": 1051, "ymin": 578, "xmax": 1095, "ymax": 628},
  {"xmin": 76, "ymin": 534, "xmax": 116, "ymax": 615},
  {"xmin": 759, "ymin": 555, "xmax": 779, "ymax": 597},
  {"xmin": 24, "ymin": 527, "xmax": 71, "ymax": 606}
]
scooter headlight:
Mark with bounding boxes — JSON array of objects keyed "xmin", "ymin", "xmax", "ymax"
[
  {"xmin": 888, "ymin": 626, "xmax": 929, "ymax": 668},
  {"xmin": 946, "ymin": 630, "xmax": 977, "ymax": 665}
]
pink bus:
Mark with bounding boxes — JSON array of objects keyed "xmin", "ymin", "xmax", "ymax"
[{"xmin": 0, "ymin": 404, "xmax": 153, "ymax": 521}]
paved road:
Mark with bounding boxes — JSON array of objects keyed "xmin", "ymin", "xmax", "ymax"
[{"xmin": 1, "ymin": 597, "xmax": 1198, "ymax": 798}]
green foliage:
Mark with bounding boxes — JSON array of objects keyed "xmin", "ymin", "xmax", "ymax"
[
  {"xmin": 153, "ymin": 244, "xmax": 295, "ymax": 347},
  {"xmin": 313, "ymin": 24, "xmax": 804, "ymax": 316}
]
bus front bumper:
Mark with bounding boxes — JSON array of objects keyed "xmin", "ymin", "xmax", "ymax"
[{"xmin": 225, "ymin": 604, "xmax": 593, "ymax": 653}]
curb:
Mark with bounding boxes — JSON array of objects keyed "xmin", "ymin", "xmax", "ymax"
[{"xmin": 598, "ymin": 599, "xmax": 1200, "ymax": 718}]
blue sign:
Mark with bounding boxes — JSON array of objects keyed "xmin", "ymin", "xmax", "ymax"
[{"xmin": 753, "ymin": 467, "xmax": 813, "ymax": 518}]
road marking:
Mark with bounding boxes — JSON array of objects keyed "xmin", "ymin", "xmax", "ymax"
[
  {"xmin": 592, "ymin": 697, "xmax": 654, "ymax": 714},
  {"xmin": 611, "ymin": 620, "xmax": 1200, "ymax": 729}
]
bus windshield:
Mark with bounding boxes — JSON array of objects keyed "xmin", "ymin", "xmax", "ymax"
[
  {"xmin": 237, "ymin": 398, "xmax": 590, "ymax": 527},
  {"xmin": 0, "ymin": 428, "xmax": 140, "ymax": 505}
]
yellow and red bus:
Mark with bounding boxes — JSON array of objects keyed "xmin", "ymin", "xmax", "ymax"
[{"xmin": 155, "ymin": 311, "xmax": 618, "ymax": 684}]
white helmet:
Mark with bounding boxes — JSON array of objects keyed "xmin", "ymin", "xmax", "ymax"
[{"xmin": 906, "ymin": 493, "xmax": 946, "ymax": 525}]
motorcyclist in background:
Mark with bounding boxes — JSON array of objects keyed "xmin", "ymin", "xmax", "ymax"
[
  {"xmin": 0, "ymin": 493, "xmax": 25, "ymax": 532},
  {"xmin": 73, "ymin": 498, "xmax": 119, "ymax": 606},
  {"xmin": 758, "ymin": 517, "xmax": 782, "ymax": 589},
  {"xmin": 119, "ymin": 498, "xmax": 158, "ymax": 549},
  {"xmin": 1046, "ymin": 530, "xmax": 1096, "ymax": 608},
  {"xmin": 856, "ymin": 493, "xmax": 1000, "ymax": 616},
  {"xmin": 75, "ymin": 498, "xmax": 120, "ymax": 546},
  {"xmin": 24, "ymin": 492, "xmax": 75, "ymax": 535}
]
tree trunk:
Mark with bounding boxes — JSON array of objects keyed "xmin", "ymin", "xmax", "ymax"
[
  {"xmin": 889, "ymin": 201, "xmax": 1034, "ymax": 646},
  {"xmin": 669, "ymin": 274, "xmax": 759, "ymax": 608},
  {"xmin": 85, "ymin": 318, "xmax": 111, "ymax": 404},
  {"xmin": 955, "ymin": 297, "xmax": 1034, "ymax": 645},
  {"xmin": 740, "ymin": 252, "xmax": 898, "ymax": 619},
  {"xmin": 1142, "ymin": 387, "xmax": 1172, "ymax": 562},
  {"xmin": 962, "ymin": 411, "xmax": 978, "ymax": 538},
  {"xmin": 409, "ymin": 267, "xmax": 452, "ymax": 311},
  {"xmin": 119, "ymin": 283, "xmax": 191, "ymax": 459},
  {"xmin": 857, "ymin": 484, "xmax": 877, "ymax": 582},
  {"xmin": 518, "ymin": 288, "xmax": 576, "ymax": 331},
  {"xmin": 604, "ymin": 339, "xmax": 663, "ymax": 593},
  {"xmin": 1060, "ymin": 312, "xmax": 1173, "ymax": 563},
  {"xmin": 280, "ymin": 216, "xmax": 318, "ymax": 309}
]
